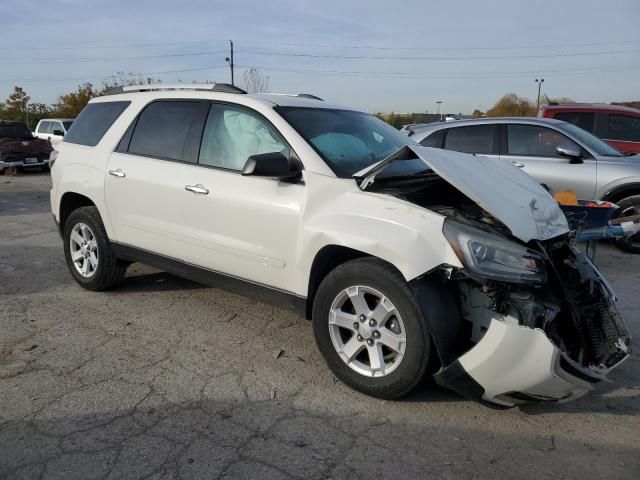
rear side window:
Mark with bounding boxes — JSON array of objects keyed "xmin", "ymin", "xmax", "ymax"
[
  {"xmin": 553, "ymin": 112, "xmax": 595, "ymax": 133},
  {"xmin": 420, "ymin": 130, "xmax": 445, "ymax": 148},
  {"xmin": 127, "ymin": 101, "xmax": 208, "ymax": 162},
  {"xmin": 38, "ymin": 121, "xmax": 51, "ymax": 134},
  {"xmin": 444, "ymin": 125, "xmax": 495, "ymax": 154},
  {"xmin": 65, "ymin": 101, "xmax": 130, "ymax": 146},
  {"xmin": 607, "ymin": 114, "xmax": 640, "ymax": 142}
]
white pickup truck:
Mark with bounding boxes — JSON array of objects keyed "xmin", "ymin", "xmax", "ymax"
[{"xmin": 33, "ymin": 118, "xmax": 74, "ymax": 146}]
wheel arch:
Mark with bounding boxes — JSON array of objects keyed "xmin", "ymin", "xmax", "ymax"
[
  {"xmin": 59, "ymin": 192, "xmax": 97, "ymax": 231},
  {"xmin": 600, "ymin": 182, "xmax": 640, "ymax": 203}
]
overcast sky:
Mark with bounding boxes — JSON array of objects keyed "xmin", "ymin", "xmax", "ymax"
[{"xmin": 1, "ymin": 0, "xmax": 639, "ymax": 113}]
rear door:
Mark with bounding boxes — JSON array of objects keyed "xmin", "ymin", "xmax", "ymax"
[
  {"xmin": 104, "ymin": 100, "xmax": 210, "ymax": 259},
  {"xmin": 500, "ymin": 124, "xmax": 596, "ymax": 199},
  {"xmin": 36, "ymin": 121, "xmax": 51, "ymax": 141},
  {"xmin": 438, "ymin": 124, "xmax": 499, "ymax": 160},
  {"xmin": 603, "ymin": 113, "xmax": 640, "ymax": 154}
]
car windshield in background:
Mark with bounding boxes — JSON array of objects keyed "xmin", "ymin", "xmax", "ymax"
[
  {"xmin": 277, "ymin": 107, "xmax": 414, "ymax": 177},
  {"xmin": 556, "ymin": 122, "xmax": 623, "ymax": 157},
  {"xmin": 63, "ymin": 121, "xmax": 73, "ymax": 130},
  {"xmin": 0, "ymin": 123, "xmax": 32, "ymax": 139}
]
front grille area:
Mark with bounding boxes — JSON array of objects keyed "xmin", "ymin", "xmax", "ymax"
[{"xmin": 544, "ymin": 240, "xmax": 630, "ymax": 368}]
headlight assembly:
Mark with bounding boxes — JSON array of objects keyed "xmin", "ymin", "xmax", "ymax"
[{"xmin": 443, "ymin": 220, "xmax": 545, "ymax": 284}]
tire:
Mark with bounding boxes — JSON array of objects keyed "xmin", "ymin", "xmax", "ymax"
[
  {"xmin": 63, "ymin": 206, "xmax": 128, "ymax": 290},
  {"xmin": 312, "ymin": 257, "xmax": 431, "ymax": 399},
  {"xmin": 613, "ymin": 195, "xmax": 640, "ymax": 254}
]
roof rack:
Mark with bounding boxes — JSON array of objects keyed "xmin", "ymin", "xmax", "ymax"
[
  {"xmin": 296, "ymin": 93, "xmax": 324, "ymax": 101},
  {"xmin": 102, "ymin": 83, "xmax": 247, "ymax": 96},
  {"xmin": 257, "ymin": 93, "xmax": 324, "ymax": 101}
]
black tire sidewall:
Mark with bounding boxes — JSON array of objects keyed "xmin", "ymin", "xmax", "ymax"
[
  {"xmin": 63, "ymin": 207, "xmax": 112, "ymax": 289},
  {"xmin": 614, "ymin": 195, "xmax": 640, "ymax": 254},
  {"xmin": 312, "ymin": 259, "xmax": 430, "ymax": 399}
]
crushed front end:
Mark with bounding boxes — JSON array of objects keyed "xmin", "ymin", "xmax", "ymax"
[{"xmin": 424, "ymin": 223, "xmax": 631, "ymax": 407}]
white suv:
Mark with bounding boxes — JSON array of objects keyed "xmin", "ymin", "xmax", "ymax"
[{"xmin": 50, "ymin": 84, "xmax": 630, "ymax": 406}]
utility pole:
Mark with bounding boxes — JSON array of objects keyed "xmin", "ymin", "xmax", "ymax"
[
  {"xmin": 535, "ymin": 78, "xmax": 544, "ymax": 108},
  {"xmin": 436, "ymin": 101, "xmax": 442, "ymax": 121},
  {"xmin": 225, "ymin": 40, "xmax": 235, "ymax": 86}
]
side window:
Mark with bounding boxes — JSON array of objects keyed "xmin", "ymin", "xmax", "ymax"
[
  {"xmin": 199, "ymin": 104, "xmax": 288, "ymax": 170},
  {"xmin": 444, "ymin": 125, "xmax": 495, "ymax": 154},
  {"xmin": 38, "ymin": 121, "xmax": 51, "ymax": 134},
  {"xmin": 420, "ymin": 129, "xmax": 445, "ymax": 148},
  {"xmin": 553, "ymin": 112, "xmax": 595, "ymax": 133},
  {"xmin": 51, "ymin": 122, "xmax": 64, "ymax": 135},
  {"xmin": 607, "ymin": 114, "xmax": 640, "ymax": 142},
  {"xmin": 506, "ymin": 125, "xmax": 577, "ymax": 157},
  {"xmin": 65, "ymin": 101, "xmax": 130, "ymax": 147},
  {"xmin": 128, "ymin": 101, "xmax": 208, "ymax": 162}
]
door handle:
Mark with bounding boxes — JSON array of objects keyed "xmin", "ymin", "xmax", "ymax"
[
  {"xmin": 108, "ymin": 169, "xmax": 126, "ymax": 178},
  {"xmin": 511, "ymin": 161, "xmax": 525, "ymax": 168},
  {"xmin": 185, "ymin": 184, "xmax": 209, "ymax": 195}
]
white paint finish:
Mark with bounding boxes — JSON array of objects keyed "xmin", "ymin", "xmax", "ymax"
[{"xmin": 458, "ymin": 319, "xmax": 592, "ymax": 406}]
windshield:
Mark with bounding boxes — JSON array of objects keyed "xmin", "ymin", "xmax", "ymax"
[
  {"xmin": 277, "ymin": 107, "xmax": 415, "ymax": 177},
  {"xmin": 0, "ymin": 122, "xmax": 32, "ymax": 139},
  {"xmin": 556, "ymin": 122, "xmax": 622, "ymax": 157}
]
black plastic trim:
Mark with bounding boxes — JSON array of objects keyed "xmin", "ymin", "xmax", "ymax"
[
  {"xmin": 434, "ymin": 359, "xmax": 485, "ymax": 402},
  {"xmin": 559, "ymin": 355, "xmax": 602, "ymax": 384},
  {"xmin": 111, "ymin": 243, "xmax": 307, "ymax": 316}
]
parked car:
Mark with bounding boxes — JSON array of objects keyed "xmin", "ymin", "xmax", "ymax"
[
  {"xmin": 50, "ymin": 84, "xmax": 630, "ymax": 407},
  {"xmin": 538, "ymin": 103, "xmax": 640, "ymax": 155},
  {"xmin": 34, "ymin": 118, "xmax": 74, "ymax": 146},
  {"xmin": 0, "ymin": 120, "xmax": 53, "ymax": 173},
  {"xmin": 407, "ymin": 117, "xmax": 640, "ymax": 253}
]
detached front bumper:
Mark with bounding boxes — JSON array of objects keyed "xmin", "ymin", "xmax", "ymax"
[{"xmin": 430, "ymin": 246, "xmax": 630, "ymax": 408}]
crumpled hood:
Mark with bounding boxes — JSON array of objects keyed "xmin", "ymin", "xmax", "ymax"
[{"xmin": 355, "ymin": 145, "xmax": 569, "ymax": 242}]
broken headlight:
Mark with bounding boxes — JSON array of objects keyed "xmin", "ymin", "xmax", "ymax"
[{"xmin": 443, "ymin": 220, "xmax": 545, "ymax": 284}]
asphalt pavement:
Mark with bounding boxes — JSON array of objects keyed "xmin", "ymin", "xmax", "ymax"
[{"xmin": 1, "ymin": 171, "xmax": 639, "ymax": 479}]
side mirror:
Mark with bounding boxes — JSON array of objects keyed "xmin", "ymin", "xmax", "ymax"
[
  {"xmin": 241, "ymin": 152, "xmax": 302, "ymax": 180},
  {"xmin": 52, "ymin": 129, "xmax": 64, "ymax": 136},
  {"xmin": 556, "ymin": 144, "xmax": 582, "ymax": 164}
]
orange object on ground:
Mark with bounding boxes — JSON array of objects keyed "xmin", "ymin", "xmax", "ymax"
[{"xmin": 554, "ymin": 190, "xmax": 579, "ymax": 206}]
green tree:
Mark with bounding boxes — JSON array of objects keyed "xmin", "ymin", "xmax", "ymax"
[
  {"xmin": 2, "ymin": 86, "xmax": 30, "ymax": 122},
  {"xmin": 487, "ymin": 93, "xmax": 536, "ymax": 117},
  {"xmin": 54, "ymin": 83, "xmax": 97, "ymax": 118},
  {"xmin": 471, "ymin": 109, "xmax": 485, "ymax": 118}
]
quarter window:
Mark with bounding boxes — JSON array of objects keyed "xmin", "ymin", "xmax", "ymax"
[
  {"xmin": 506, "ymin": 125, "xmax": 577, "ymax": 157},
  {"xmin": 128, "ymin": 101, "xmax": 207, "ymax": 162},
  {"xmin": 443, "ymin": 125, "xmax": 496, "ymax": 154},
  {"xmin": 65, "ymin": 101, "xmax": 130, "ymax": 147},
  {"xmin": 553, "ymin": 112, "xmax": 595, "ymax": 133},
  {"xmin": 38, "ymin": 121, "xmax": 51, "ymax": 134},
  {"xmin": 420, "ymin": 130, "xmax": 445, "ymax": 148},
  {"xmin": 199, "ymin": 104, "xmax": 288, "ymax": 170},
  {"xmin": 607, "ymin": 114, "xmax": 640, "ymax": 142}
]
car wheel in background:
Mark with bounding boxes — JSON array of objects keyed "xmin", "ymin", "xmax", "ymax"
[
  {"xmin": 614, "ymin": 195, "xmax": 640, "ymax": 254},
  {"xmin": 312, "ymin": 257, "xmax": 432, "ymax": 399},
  {"xmin": 63, "ymin": 206, "xmax": 128, "ymax": 290}
]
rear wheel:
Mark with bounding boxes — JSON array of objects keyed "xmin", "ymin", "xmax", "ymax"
[
  {"xmin": 613, "ymin": 195, "xmax": 640, "ymax": 254},
  {"xmin": 312, "ymin": 258, "xmax": 432, "ymax": 399},
  {"xmin": 63, "ymin": 206, "xmax": 128, "ymax": 290}
]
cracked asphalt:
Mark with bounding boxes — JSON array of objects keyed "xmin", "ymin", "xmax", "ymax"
[{"xmin": 1, "ymin": 171, "xmax": 639, "ymax": 480}]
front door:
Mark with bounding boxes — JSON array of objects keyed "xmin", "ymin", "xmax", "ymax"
[{"xmin": 501, "ymin": 124, "xmax": 597, "ymax": 200}]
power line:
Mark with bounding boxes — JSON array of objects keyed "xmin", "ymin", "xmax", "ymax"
[
  {"xmin": 238, "ymin": 64, "xmax": 640, "ymax": 79},
  {"xmin": 240, "ymin": 48, "xmax": 640, "ymax": 61},
  {"xmin": 0, "ymin": 50, "xmax": 227, "ymax": 65}
]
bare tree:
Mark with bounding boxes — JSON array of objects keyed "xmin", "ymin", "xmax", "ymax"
[{"xmin": 242, "ymin": 68, "xmax": 269, "ymax": 93}]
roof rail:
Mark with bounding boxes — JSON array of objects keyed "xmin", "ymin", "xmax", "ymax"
[
  {"xmin": 102, "ymin": 83, "xmax": 247, "ymax": 96},
  {"xmin": 296, "ymin": 93, "xmax": 324, "ymax": 101}
]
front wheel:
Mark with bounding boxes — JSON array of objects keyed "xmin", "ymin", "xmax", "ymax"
[
  {"xmin": 63, "ymin": 206, "xmax": 128, "ymax": 290},
  {"xmin": 613, "ymin": 195, "xmax": 640, "ymax": 254},
  {"xmin": 312, "ymin": 258, "xmax": 432, "ymax": 399}
]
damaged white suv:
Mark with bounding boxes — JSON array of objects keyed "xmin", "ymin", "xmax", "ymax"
[{"xmin": 50, "ymin": 84, "xmax": 630, "ymax": 407}]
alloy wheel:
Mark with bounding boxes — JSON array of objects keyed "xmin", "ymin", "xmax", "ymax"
[
  {"xmin": 328, "ymin": 285, "xmax": 407, "ymax": 378},
  {"xmin": 69, "ymin": 222, "xmax": 99, "ymax": 278}
]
